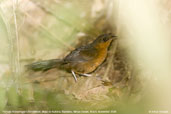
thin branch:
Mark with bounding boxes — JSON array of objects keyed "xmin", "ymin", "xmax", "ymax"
[
  {"xmin": 0, "ymin": 8, "xmax": 13, "ymax": 67},
  {"xmin": 12, "ymin": 0, "xmax": 21, "ymax": 75},
  {"xmin": 103, "ymin": 40, "xmax": 118, "ymax": 81},
  {"xmin": 22, "ymin": 11, "xmax": 74, "ymax": 50},
  {"xmin": 30, "ymin": 0, "xmax": 73, "ymax": 28}
]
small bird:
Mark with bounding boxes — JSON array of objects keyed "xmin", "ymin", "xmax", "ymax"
[{"xmin": 26, "ymin": 33, "xmax": 116, "ymax": 82}]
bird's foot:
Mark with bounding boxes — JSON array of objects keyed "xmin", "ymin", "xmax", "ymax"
[
  {"xmin": 71, "ymin": 71, "xmax": 92, "ymax": 82},
  {"xmin": 80, "ymin": 73, "xmax": 92, "ymax": 77},
  {"xmin": 71, "ymin": 70, "xmax": 77, "ymax": 82}
]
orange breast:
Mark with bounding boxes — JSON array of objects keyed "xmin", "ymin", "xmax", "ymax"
[{"xmin": 82, "ymin": 48, "xmax": 107, "ymax": 73}]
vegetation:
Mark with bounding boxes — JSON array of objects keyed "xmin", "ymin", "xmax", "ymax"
[{"xmin": 0, "ymin": 0, "xmax": 170, "ymax": 114}]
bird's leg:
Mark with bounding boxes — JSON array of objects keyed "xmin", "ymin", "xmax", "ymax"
[
  {"xmin": 71, "ymin": 70, "xmax": 77, "ymax": 82},
  {"xmin": 80, "ymin": 73, "xmax": 92, "ymax": 77}
]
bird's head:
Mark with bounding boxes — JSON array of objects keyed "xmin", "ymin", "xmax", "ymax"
[{"xmin": 92, "ymin": 33, "xmax": 117, "ymax": 49}]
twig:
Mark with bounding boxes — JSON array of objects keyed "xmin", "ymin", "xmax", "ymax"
[
  {"xmin": 12, "ymin": 0, "xmax": 21, "ymax": 75},
  {"xmin": 22, "ymin": 11, "xmax": 74, "ymax": 50},
  {"xmin": 0, "ymin": 8, "xmax": 13, "ymax": 68},
  {"xmin": 103, "ymin": 40, "xmax": 118, "ymax": 81},
  {"xmin": 30, "ymin": 0, "xmax": 73, "ymax": 28}
]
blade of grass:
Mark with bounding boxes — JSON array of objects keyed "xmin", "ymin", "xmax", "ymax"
[
  {"xmin": 103, "ymin": 40, "xmax": 118, "ymax": 81},
  {"xmin": 23, "ymin": 11, "xmax": 74, "ymax": 50},
  {"xmin": 12, "ymin": 0, "xmax": 21, "ymax": 77},
  {"xmin": 30, "ymin": 0, "xmax": 72, "ymax": 27},
  {"xmin": 0, "ymin": 7, "xmax": 13, "ymax": 69}
]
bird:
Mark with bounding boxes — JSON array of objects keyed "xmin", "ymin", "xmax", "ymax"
[{"xmin": 26, "ymin": 33, "xmax": 117, "ymax": 82}]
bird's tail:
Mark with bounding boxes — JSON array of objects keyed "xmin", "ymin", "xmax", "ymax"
[{"xmin": 26, "ymin": 59, "xmax": 64, "ymax": 71}]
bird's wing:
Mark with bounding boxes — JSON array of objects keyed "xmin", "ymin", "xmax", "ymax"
[{"xmin": 64, "ymin": 45, "xmax": 98, "ymax": 63}]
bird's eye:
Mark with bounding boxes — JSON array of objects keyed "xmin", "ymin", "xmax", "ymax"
[{"xmin": 103, "ymin": 37, "xmax": 108, "ymax": 42}]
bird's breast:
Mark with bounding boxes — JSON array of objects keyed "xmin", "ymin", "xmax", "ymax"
[
  {"xmin": 92, "ymin": 49, "xmax": 107, "ymax": 67},
  {"xmin": 82, "ymin": 48, "xmax": 107, "ymax": 73}
]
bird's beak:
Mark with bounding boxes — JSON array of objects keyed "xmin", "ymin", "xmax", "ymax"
[{"xmin": 110, "ymin": 35, "xmax": 117, "ymax": 41}]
